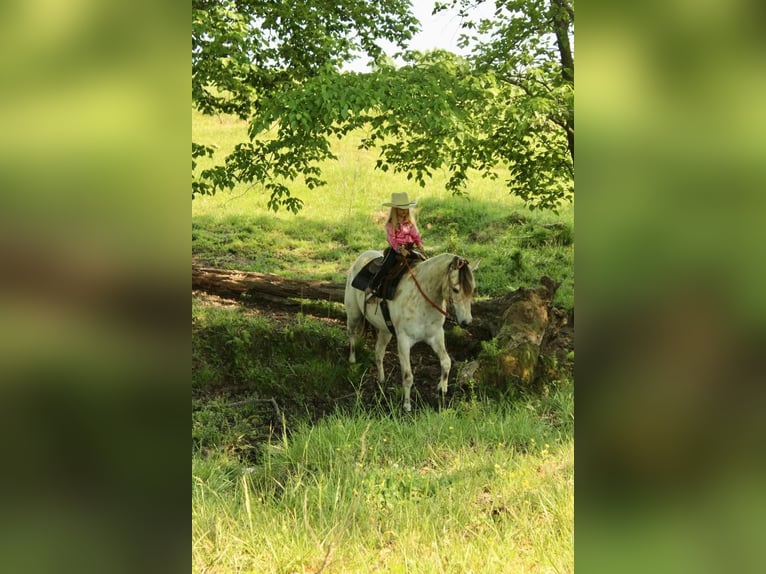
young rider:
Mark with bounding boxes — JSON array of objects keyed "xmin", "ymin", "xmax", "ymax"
[{"xmin": 367, "ymin": 192, "xmax": 425, "ymax": 300}]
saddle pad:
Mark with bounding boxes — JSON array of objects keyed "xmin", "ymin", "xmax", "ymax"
[
  {"xmin": 351, "ymin": 255, "xmax": 418, "ymax": 300},
  {"xmin": 350, "ymin": 256, "xmax": 383, "ymax": 291}
]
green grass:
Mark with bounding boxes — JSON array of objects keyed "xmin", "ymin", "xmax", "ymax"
[
  {"xmin": 192, "ymin": 293, "xmax": 573, "ymax": 573},
  {"xmin": 192, "ymin": 109, "xmax": 574, "ymax": 308},
  {"xmin": 192, "ymin": 109, "xmax": 574, "ymax": 572},
  {"xmin": 192, "ymin": 298, "xmax": 353, "ymax": 400},
  {"xmin": 193, "ymin": 393, "xmax": 574, "ymax": 573}
]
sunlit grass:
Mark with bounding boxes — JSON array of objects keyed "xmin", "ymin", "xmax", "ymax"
[
  {"xmin": 192, "ymin": 106, "xmax": 574, "ymax": 572},
  {"xmin": 192, "ymin": 109, "xmax": 574, "ymax": 306},
  {"xmin": 193, "ymin": 394, "xmax": 574, "ymax": 573},
  {"xmin": 192, "ymin": 300, "xmax": 574, "ymax": 572}
]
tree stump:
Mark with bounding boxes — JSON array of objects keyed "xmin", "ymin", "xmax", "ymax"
[{"xmin": 475, "ymin": 276, "xmax": 560, "ymax": 389}]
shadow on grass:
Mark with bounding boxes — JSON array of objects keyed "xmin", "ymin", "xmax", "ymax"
[{"xmin": 193, "ymin": 195, "xmax": 573, "ymax": 303}]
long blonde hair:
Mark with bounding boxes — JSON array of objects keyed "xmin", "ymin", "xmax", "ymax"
[{"xmin": 387, "ymin": 206, "xmax": 417, "ymax": 229}]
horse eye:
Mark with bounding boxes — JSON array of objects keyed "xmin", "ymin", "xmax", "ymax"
[{"xmin": 452, "ymin": 287, "xmax": 459, "ymax": 294}]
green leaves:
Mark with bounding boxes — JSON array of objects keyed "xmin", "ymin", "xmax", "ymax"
[
  {"xmin": 193, "ymin": 0, "xmax": 419, "ymax": 119},
  {"xmin": 193, "ymin": 0, "xmax": 574, "ymax": 212},
  {"xmin": 193, "ymin": 0, "xmax": 420, "ymax": 208}
]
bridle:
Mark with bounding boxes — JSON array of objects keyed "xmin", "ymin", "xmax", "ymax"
[{"xmin": 402, "ymin": 256, "xmax": 469, "ymax": 319}]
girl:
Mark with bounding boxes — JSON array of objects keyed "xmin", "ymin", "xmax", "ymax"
[{"xmin": 367, "ymin": 192, "xmax": 425, "ymax": 299}]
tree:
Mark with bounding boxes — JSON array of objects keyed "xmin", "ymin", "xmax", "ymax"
[
  {"xmin": 192, "ymin": 0, "xmax": 419, "ymax": 209},
  {"xmin": 453, "ymin": 0, "xmax": 574, "ymax": 206},
  {"xmin": 192, "ymin": 0, "xmax": 574, "ymax": 212}
]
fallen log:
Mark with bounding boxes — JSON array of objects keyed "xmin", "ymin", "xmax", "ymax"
[{"xmin": 192, "ymin": 265, "xmax": 346, "ymax": 303}]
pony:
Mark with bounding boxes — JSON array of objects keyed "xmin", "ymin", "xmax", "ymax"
[{"xmin": 344, "ymin": 251, "xmax": 476, "ymax": 411}]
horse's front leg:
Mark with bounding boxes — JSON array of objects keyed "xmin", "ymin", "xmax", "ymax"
[
  {"xmin": 345, "ymin": 291, "xmax": 365, "ymax": 364},
  {"xmin": 396, "ymin": 335, "xmax": 415, "ymax": 412},
  {"xmin": 375, "ymin": 329, "xmax": 393, "ymax": 384},
  {"xmin": 428, "ymin": 330, "xmax": 451, "ymax": 397}
]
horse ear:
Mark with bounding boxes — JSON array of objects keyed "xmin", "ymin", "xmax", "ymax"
[{"xmin": 450, "ymin": 256, "xmax": 468, "ymax": 270}]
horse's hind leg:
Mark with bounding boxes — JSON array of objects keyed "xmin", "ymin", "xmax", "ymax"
[
  {"xmin": 348, "ymin": 324, "xmax": 358, "ymax": 363},
  {"xmin": 428, "ymin": 331, "xmax": 451, "ymax": 397},
  {"xmin": 375, "ymin": 329, "xmax": 392, "ymax": 384}
]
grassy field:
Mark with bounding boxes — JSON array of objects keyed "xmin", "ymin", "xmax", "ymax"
[
  {"xmin": 193, "ymin": 395, "xmax": 573, "ymax": 573},
  {"xmin": 192, "ymin": 110, "xmax": 574, "ymax": 308},
  {"xmin": 193, "ymin": 109, "xmax": 574, "ymax": 573},
  {"xmin": 192, "ymin": 304, "xmax": 574, "ymax": 573}
]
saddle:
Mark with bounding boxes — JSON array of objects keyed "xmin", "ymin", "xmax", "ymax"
[{"xmin": 351, "ymin": 250, "xmax": 424, "ymax": 300}]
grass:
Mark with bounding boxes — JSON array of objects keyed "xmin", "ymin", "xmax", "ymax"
[
  {"xmin": 192, "ymin": 108, "xmax": 574, "ymax": 572},
  {"xmin": 192, "ymin": 294, "xmax": 573, "ymax": 573},
  {"xmin": 192, "ymin": 298, "xmax": 350, "ymax": 400},
  {"xmin": 193, "ymin": 394, "xmax": 574, "ymax": 573},
  {"xmin": 192, "ymin": 109, "xmax": 574, "ymax": 308}
]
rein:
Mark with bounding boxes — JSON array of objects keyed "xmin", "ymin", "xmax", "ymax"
[{"xmin": 403, "ymin": 256, "xmax": 449, "ymax": 318}]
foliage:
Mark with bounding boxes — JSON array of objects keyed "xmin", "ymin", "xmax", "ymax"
[
  {"xmin": 192, "ymin": 0, "xmax": 418, "ymax": 119},
  {"xmin": 453, "ymin": 0, "xmax": 574, "ymax": 151},
  {"xmin": 192, "ymin": 125, "xmax": 574, "ymax": 308},
  {"xmin": 192, "ymin": 0, "xmax": 419, "ymax": 210},
  {"xmin": 192, "ymin": 0, "xmax": 574, "ymax": 212}
]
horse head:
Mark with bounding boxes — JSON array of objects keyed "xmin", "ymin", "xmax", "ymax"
[{"xmin": 447, "ymin": 256, "xmax": 475, "ymax": 327}]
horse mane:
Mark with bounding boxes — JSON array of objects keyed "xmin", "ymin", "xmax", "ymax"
[
  {"xmin": 459, "ymin": 263, "xmax": 474, "ymax": 296},
  {"xmin": 441, "ymin": 254, "xmax": 474, "ymax": 297}
]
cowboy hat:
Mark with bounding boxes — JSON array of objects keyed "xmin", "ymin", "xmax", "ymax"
[{"xmin": 382, "ymin": 192, "xmax": 417, "ymax": 208}]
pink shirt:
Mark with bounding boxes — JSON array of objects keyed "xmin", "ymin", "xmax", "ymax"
[{"xmin": 386, "ymin": 221, "xmax": 423, "ymax": 250}]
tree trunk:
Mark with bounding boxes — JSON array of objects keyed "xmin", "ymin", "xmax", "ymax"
[
  {"xmin": 551, "ymin": 0, "xmax": 574, "ymax": 164},
  {"xmin": 192, "ymin": 265, "xmax": 346, "ymax": 303}
]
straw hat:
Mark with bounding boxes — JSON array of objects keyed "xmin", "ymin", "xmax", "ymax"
[{"xmin": 382, "ymin": 192, "xmax": 417, "ymax": 208}]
